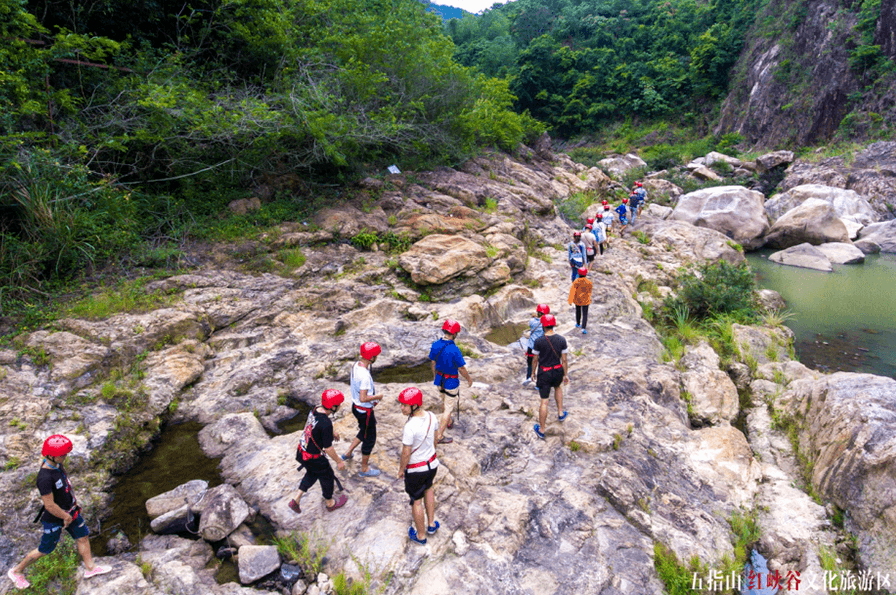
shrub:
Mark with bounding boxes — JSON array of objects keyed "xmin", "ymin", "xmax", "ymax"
[{"xmin": 664, "ymin": 261, "xmax": 757, "ymax": 323}]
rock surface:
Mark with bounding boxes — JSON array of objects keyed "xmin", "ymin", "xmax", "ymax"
[
  {"xmin": 764, "ymin": 199, "xmax": 850, "ymax": 249},
  {"xmin": 670, "ymin": 185, "xmax": 769, "ymax": 250},
  {"xmin": 815, "ymin": 242, "xmax": 865, "ymax": 265},
  {"xmin": 764, "ymin": 184, "xmax": 877, "ymax": 225},
  {"xmin": 598, "ymin": 153, "xmax": 647, "ymax": 177},
  {"xmin": 238, "ymin": 545, "xmax": 281, "ymax": 584},
  {"xmin": 768, "ymin": 243, "xmax": 833, "ymax": 272},
  {"xmin": 857, "ymin": 220, "xmax": 896, "ymax": 253}
]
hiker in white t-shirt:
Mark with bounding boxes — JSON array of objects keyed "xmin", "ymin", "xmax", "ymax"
[
  {"xmin": 397, "ymin": 387, "xmax": 440, "ymax": 546},
  {"xmin": 341, "ymin": 342, "xmax": 384, "ymax": 477}
]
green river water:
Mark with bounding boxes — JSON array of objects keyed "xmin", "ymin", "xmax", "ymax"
[{"xmin": 746, "ymin": 251, "xmax": 896, "ymax": 379}]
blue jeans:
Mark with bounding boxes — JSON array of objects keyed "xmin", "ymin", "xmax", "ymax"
[{"xmin": 570, "ymin": 263, "xmax": 582, "ymax": 281}]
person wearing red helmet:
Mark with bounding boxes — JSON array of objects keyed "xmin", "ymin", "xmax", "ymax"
[
  {"xmin": 582, "ymin": 224, "xmax": 599, "ymax": 265},
  {"xmin": 632, "ymin": 181, "xmax": 647, "ymax": 218},
  {"xmin": 615, "ymin": 199, "xmax": 629, "ymax": 236},
  {"xmin": 341, "ymin": 342, "xmax": 383, "ymax": 477},
  {"xmin": 288, "ymin": 389, "xmax": 348, "ymax": 514},
  {"xmin": 8, "ymin": 435, "xmax": 110, "ymax": 590},
  {"xmin": 568, "ymin": 231, "xmax": 587, "ymax": 281},
  {"xmin": 601, "ymin": 203, "xmax": 615, "ymax": 235},
  {"xmin": 429, "ymin": 319, "xmax": 472, "ymax": 444},
  {"xmin": 522, "ymin": 304, "xmax": 551, "ymax": 387},
  {"xmin": 594, "ymin": 212, "xmax": 608, "ymax": 254},
  {"xmin": 530, "ymin": 315, "xmax": 569, "ymax": 439},
  {"xmin": 397, "ymin": 387, "xmax": 440, "ymax": 545},
  {"xmin": 568, "ymin": 267, "xmax": 593, "ymax": 335}
]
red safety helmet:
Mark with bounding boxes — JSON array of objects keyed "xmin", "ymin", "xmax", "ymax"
[
  {"xmin": 622, "ymin": 198, "xmax": 629, "ymax": 203},
  {"xmin": 586, "ymin": 217, "xmax": 595, "ymax": 224},
  {"xmin": 573, "ymin": 231, "xmax": 581, "ymax": 237},
  {"xmin": 540, "ymin": 314, "xmax": 557, "ymax": 328},
  {"xmin": 536, "ymin": 304, "xmax": 550, "ymax": 315},
  {"xmin": 585, "ymin": 224, "xmax": 592, "ymax": 230},
  {"xmin": 398, "ymin": 387, "xmax": 423, "ymax": 407},
  {"xmin": 596, "ymin": 213, "xmax": 603, "ymax": 220},
  {"xmin": 601, "ymin": 199, "xmax": 609, "ymax": 205},
  {"xmin": 321, "ymin": 389, "xmax": 345, "ymax": 410},
  {"xmin": 578, "ymin": 267, "xmax": 588, "ymax": 276},
  {"xmin": 42, "ymin": 435, "xmax": 73, "ymax": 457},
  {"xmin": 442, "ymin": 319, "xmax": 461, "ymax": 335},
  {"xmin": 360, "ymin": 341, "xmax": 381, "ymax": 360},
  {"xmin": 603, "ymin": 205, "xmax": 611, "ymax": 210},
  {"xmin": 635, "ymin": 181, "xmax": 643, "ymax": 187}
]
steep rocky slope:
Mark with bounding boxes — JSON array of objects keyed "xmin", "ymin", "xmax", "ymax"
[{"xmin": 717, "ymin": 0, "xmax": 896, "ymax": 147}]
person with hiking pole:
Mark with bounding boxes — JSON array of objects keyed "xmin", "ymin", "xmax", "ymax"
[
  {"xmin": 287, "ymin": 389, "xmax": 348, "ymax": 514},
  {"xmin": 530, "ymin": 315, "xmax": 569, "ymax": 439},
  {"xmin": 522, "ymin": 304, "xmax": 551, "ymax": 387},
  {"xmin": 397, "ymin": 387, "xmax": 440, "ymax": 546},
  {"xmin": 7, "ymin": 435, "xmax": 111, "ymax": 591},
  {"xmin": 341, "ymin": 341, "xmax": 383, "ymax": 478},
  {"xmin": 429, "ymin": 319, "xmax": 472, "ymax": 444}
]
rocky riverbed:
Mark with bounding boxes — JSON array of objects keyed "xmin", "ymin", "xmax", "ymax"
[{"xmin": 1, "ymin": 141, "xmax": 894, "ymax": 595}]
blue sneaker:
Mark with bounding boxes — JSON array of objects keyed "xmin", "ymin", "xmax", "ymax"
[
  {"xmin": 558, "ymin": 411, "xmax": 568, "ymax": 421},
  {"xmin": 408, "ymin": 527, "xmax": 427, "ymax": 545},
  {"xmin": 575, "ymin": 324, "xmax": 581, "ymax": 328},
  {"xmin": 427, "ymin": 521, "xmax": 440, "ymax": 535},
  {"xmin": 533, "ymin": 424, "xmax": 546, "ymax": 440},
  {"xmin": 582, "ymin": 329, "xmax": 587, "ymax": 334}
]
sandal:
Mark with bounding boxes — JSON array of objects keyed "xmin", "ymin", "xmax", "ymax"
[
  {"xmin": 427, "ymin": 521, "xmax": 440, "ymax": 535},
  {"xmin": 288, "ymin": 499, "xmax": 301, "ymax": 514},
  {"xmin": 408, "ymin": 527, "xmax": 427, "ymax": 545},
  {"xmin": 326, "ymin": 494, "xmax": 348, "ymax": 512},
  {"xmin": 8, "ymin": 569, "xmax": 30, "ymax": 590}
]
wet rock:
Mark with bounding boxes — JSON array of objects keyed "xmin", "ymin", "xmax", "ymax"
[
  {"xmin": 680, "ymin": 342, "xmax": 739, "ymax": 425},
  {"xmin": 149, "ymin": 504, "xmax": 197, "ymax": 535},
  {"xmin": 756, "ymin": 288, "xmax": 786, "ymax": 312},
  {"xmin": 670, "ymin": 185, "xmax": 769, "ymax": 250},
  {"xmin": 196, "ymin": 484, "xmax": 251, "ymax": 542},
  {"xmin": 105, "ymin": 532, "xmax": 131, "ymax": 555},
  {"xmin": 764, "ymin": 200, "xmax": 850, "ymax": 249},
  {"xmin": 238, "ymin": 545, "xmax": 281, "ymax": 584},
  {"xmin": 768, "ymin": 243, "xmax": 832, "ymax": 272},
  {"xmin": 764, "ymin": 184, "xmax": 877, "ymax": 225},
  {"xmin": 815, "ymin": 242, "xmax": 865, "ymax": 264},
  {"xmin": 146, "ymin": 480, "xmax": 209, "ymax": 519},
  {"xmin": 598, "ymin": 153, "xmax": 647, "ymax": 177},
  {"xmin": 853, "ymin": 239, "xmax": 881, "ymax": 254}
]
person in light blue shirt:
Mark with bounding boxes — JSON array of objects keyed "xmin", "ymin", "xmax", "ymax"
[{"xmin": 568, "ymin": 231, "xmax": 587, "ymax": 281}]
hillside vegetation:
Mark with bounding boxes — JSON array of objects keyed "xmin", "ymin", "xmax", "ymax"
[{"xmin": 0, "ymin": 0, "xmax": 541, "ymax": 311}]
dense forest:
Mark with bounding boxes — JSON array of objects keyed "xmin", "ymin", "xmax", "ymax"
[
  {"xmin": 0, "ymin": 0, "xmax": 541, "ymax": 311},
  {"xmin": 447, "ymin": 0, "xmax": 888, "ymax": 137}
]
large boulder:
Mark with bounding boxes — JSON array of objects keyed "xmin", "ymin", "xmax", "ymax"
[
  {"xmin": 679, "ymin": 342, "xmax": 739, "ymax": 425},
  {"xmin": 815, "ymin": 242, "xmax": 865, "ymax": 265},
  {"xmin": 763, "ymin": 199, "xmax": 850, "ymax": 249},
  {"xmin": 857, "ymin": 220, "xmax": 896, "ymax": 253},
  {"xmin": 398, "ymin": 235, "xmax": 490, "ymax": 285},
  {"xmin": 194, "ymin": 484, "xmax": 251, "ymax": 542},
  {"xmin": 670, "ymin": 185, "xmax": 770, "ymax": 250},
  {"xmin": 598, "ymin": 153, "xmax": 647, "ymax": 177},
  {"xmin": 641, "ymin": 179, "xmax": 684, "ymax": 203},
  {"xmin": 146, "ymin": 480, "xmax": 209, "ymax": 520},
  {"xmin": 779, "ymin": 373, "xmax": 896, "ymax": 573},
  {"xmin": 756, "ymin": 150, "xmax": 794, "ymax": 173},
  {"xmin": 780, "ymin": 163, "xmax": 847, "ymax": 192},
  {"xmin": 768, "ymin": 243, "xmax": 832, "ymax": 272},
  {"xmin": 764, "ymin": 184, "xmax": 877, "ymax": 225}
]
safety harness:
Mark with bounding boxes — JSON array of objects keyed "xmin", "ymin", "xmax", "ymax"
[{"xmin": 406, "ymin": 412, "xmax": 437, "ymax": 471}]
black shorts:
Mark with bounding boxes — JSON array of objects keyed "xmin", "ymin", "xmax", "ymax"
[
  {"xmin": 536, "ymin": 368, "xmax": 564, "ymax": 399},
  {"xmin": 405, "ymin": 466, "xmax": 438, "ymax": 504},
  {"xmin": 587, "ymin": 253, "xmax": 595, "ymax": 263}
]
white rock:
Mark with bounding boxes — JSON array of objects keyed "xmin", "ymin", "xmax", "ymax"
[
  {"xmin": 768, "ymin": 243, "xmax": 832, "ymax": 272},
  {"xmin": 815, "ymin": 242, "xmax": 865, "ymax": 264}
]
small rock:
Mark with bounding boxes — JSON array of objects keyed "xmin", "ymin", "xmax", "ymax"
[
  {"xmin": 292, "ymin": 579, "xmax": 308, "ymax": 595},
  {"xmin": 280, "ymin": 564, "xmax": 301, "ymax": 585},
  {"xmin": 238, "ymin": 544, "xmax": 281, "ymax": 584}
]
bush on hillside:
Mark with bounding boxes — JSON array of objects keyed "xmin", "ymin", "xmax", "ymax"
[{"xmin": 664, "ymin": 260, "xmax": 757, "ymax": 323}]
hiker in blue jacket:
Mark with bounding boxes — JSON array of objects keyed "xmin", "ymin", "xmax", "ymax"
[
  {"xmin": 615, "ymin": 199, "xmax": 629, "ymax": 236},
  {"xmin": 568, "ymin": 231, "xmax": 587, "ymax": 281}
]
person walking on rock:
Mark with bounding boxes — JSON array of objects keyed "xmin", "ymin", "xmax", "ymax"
[
  {"xmin": 531, "ymin": 315, "xmax": 569, "ymax": 439},
  {"xmin": 341, "ymin": 342, "xmax": 383, "ymax": 478},
  {"xmin": 615, "ymin": 198, "xmax": 629, "ymax": 236},
  {"xmin": 627, "ymin": 191, "xmax": 641, "ymax": 225},
  {"xmin": 429, "ymin": 319, "xmax": 472, "ymax": 444},
  {"xmin": 397, "ymin": 387, "xmax": 440, "ymax": 546},
  {"xmin": 633, "ymin": 182, "xmax": 647, "ymax": 218},
  {"xmin": 7, "ymin": 435, "xmax": 111, "ymax": 591},
  {"xmin": 567, "ymin": 231, "xmax": 587, "ymax": 281},
  {"xmin": 522, "ymin": 304, "xmax": 551, "ymax": 386},
  {"xmin": 595, "ymin": 213, "xmax": 608, "ymax": 254},
  {"xmin": 568, "ymin": 268, "xmax": 592, "ymax": 335},
  {"xmin": 582, "ymin": 224, "xmax": 599, "ymax": 265},
  {"xmin": 288, "ymin": 389, "xmax": 348, "ymax": 514},
  {"xmin": 601, "ymin": 202, "xmax": 615, "ymax": 237}
]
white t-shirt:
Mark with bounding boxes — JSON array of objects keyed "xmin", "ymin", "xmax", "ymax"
[
  {"xmin": 350, "ymin": 362, "xmax": 375, "ymax": 409},
  {"xmin": 602, "ymin": 210, "xmax": 615, "ymax": 226},
  {"xmin": 595, "ymin": 222, "xmax": 607, "ymax": 242},
  {"xmin": 402, "ymin": 411, "xmax": 439, "ymax": 473},
  {"xmin": 582, "ymin": 231, "xmax": 597, "ymax": 255}
]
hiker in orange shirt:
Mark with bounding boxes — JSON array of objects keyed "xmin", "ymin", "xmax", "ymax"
[{"xmin": 568, "ymin": 267, "xmax": 593, "ymax": 335}]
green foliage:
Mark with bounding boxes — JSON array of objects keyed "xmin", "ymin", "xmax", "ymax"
[
  {"xmin": 664, "ymin": 261, "xmax": 758, "ymax": 323},
  {"xmin": 556, "ymin": 191, "xmax": 594, "ymax": 221},
  {"xmin": 64, "ymin": 277, "xmax": 180, "ymax": 320},
  {"xmin": 632, "ymin": 231, "xmax": 650, "ymax": 245},
  {"xmin": 19, "ymin": 535, "xmax": 79, "ymax": 595},
  {"xmin": 653, "ymin": 542, "xmax": 707, "ymax": 595},
  {"xmin": 273, "ymin": 532, "xmax": 329, "ymax": 579}
]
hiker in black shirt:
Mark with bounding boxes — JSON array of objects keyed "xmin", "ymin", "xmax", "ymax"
[
  {"xmin": 287, "ymin": 389, "xmax": 348, "ymax": 514},
  {"xmin": 8, "ymin": 435, "xmax": 110, "ymax": 591},
  {"xmin": 530, "ymin": 315, "xmax": 569, "ymax": 439}
]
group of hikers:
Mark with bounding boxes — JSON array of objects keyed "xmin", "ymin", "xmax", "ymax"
[
  {"xmin": 564, "ymin": 182, "xmax": 647, "ymax": 334},
  {"xmin": 8, "ymin": 183, "xmax": 648, "ymax": 586}
]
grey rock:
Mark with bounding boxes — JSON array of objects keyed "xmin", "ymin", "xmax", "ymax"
[
  {"xmin": 857, "ymin": 220, "xmax": 896, "ymax": 253},
  {"xmin": 815, "ymin": 242, "xmax": 865, "ymax": 264},
  {"xmin": 645, "ymin": 204, "xmax": 673, "ymax": 219},
  {"xmin": 768, "ymin": 243, "xmax": 833, "ymax": 272},
  {"xmin": 671, "ymin": 185, "xmax": 769, "ymax": 250},
  {"xmin": 146, "ymin": 479, "xmax": 209, "ymax": 519},
  {"xmin": 853, "ymin": 239, "xmax": 881, "ymax": 254},
  {"xmin": 756, "ymin": 151, "xmax": 794, "ymax": 173},
  {"xmin": 756, "ymin": 288, "xmax": 786, "ymax": 312},
  {"xmin": 764, "ymin": 199, "xmax": 850, "ymax": 249},
  {"xmin": 196, "ymin": 484, "xmax": 250, "ymax": 542},
  {"xmin": 238, "ymin": 545, "xmax": 281, "ymax": 584},
  {"xmin": 680, "ymin": 342, "xmax": 739, "ymax": 424},
  {"xmin": 764, "ymin": 184, "xmax": 877, "ymax": 225},
  {"xmin": 598, "ymin": 153, "xmax": 647, "ymax": 178}
]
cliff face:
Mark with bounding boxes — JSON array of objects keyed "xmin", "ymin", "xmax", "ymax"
[{"xmin": 717, "ymin": 0, "xmax": 896, "ymax": 147}]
